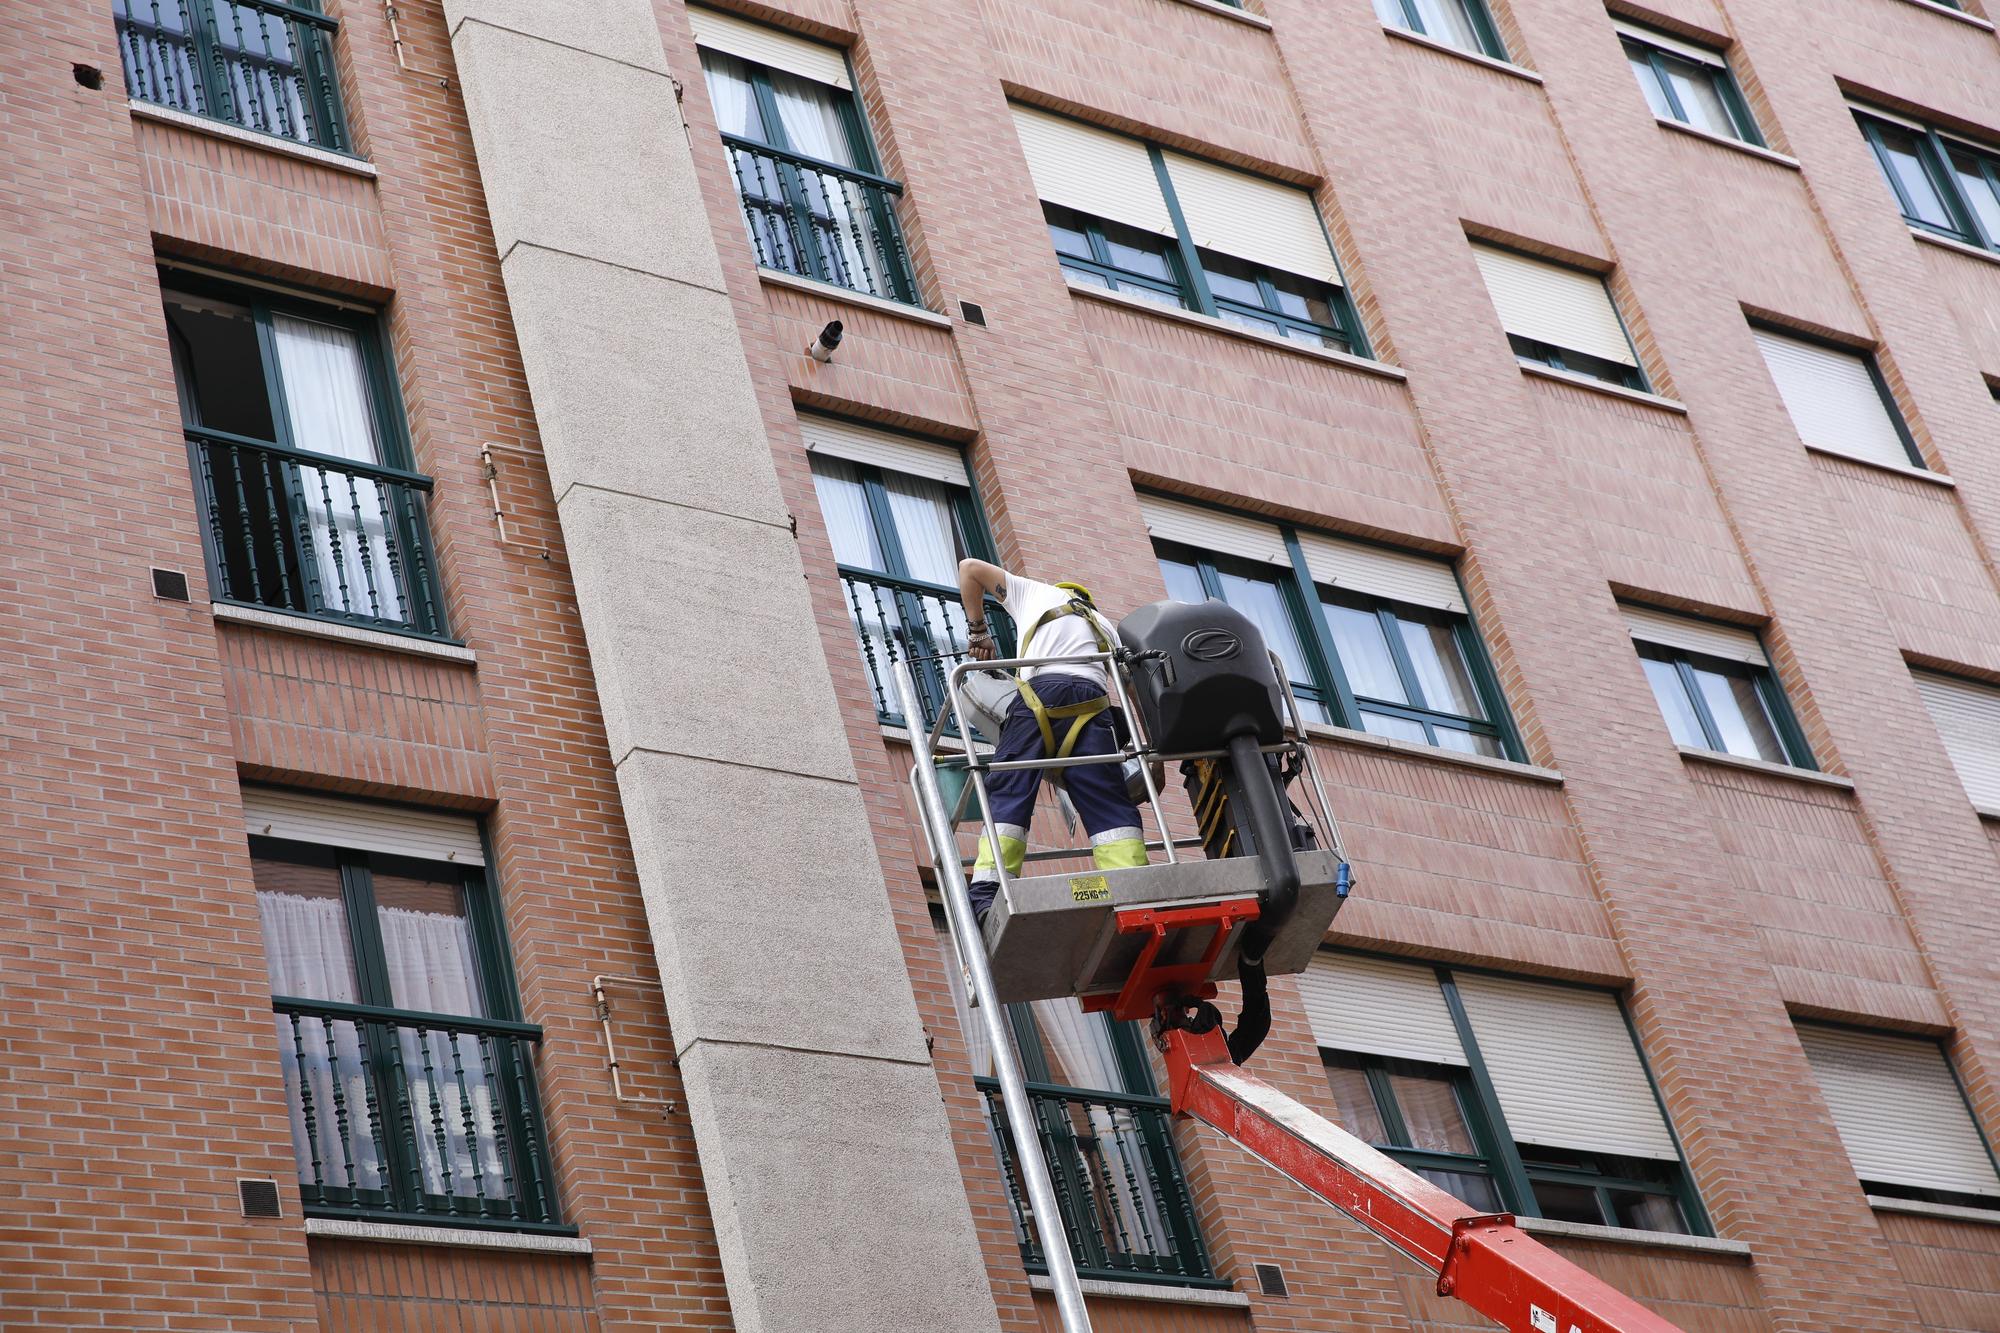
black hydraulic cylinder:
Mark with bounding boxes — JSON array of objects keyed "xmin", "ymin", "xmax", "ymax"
[{"xmin": 1226, "ymin": 732, "xmax": 1300, "ymax": 962}]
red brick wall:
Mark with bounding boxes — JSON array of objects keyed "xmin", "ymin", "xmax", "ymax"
[
  {"xmin": 309, "ymin": 1241, "xmax": 600, "ymax": 1332},
  {"xmin": 1878, "ymin": 1209, "xmax": 2000, "ymax": 1333}
]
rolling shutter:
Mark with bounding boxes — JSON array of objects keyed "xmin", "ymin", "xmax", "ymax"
[
  {"xmin": 1798, "ymin": 1025, "xmax": 2000, "ymax": 1198},
  {"xmin": 1621, "ymin": 604, "xmax": 1767, "ymax": 666},
  {"xmin": 1137, "ymin": 494, "xmax": 1290, "ymax": 567},
  {"xmin": 1913, "ymin": 670, "xmax": 2000, "ymax": 811},
  {"xmin": 1752, "ymin": 329, "xmax": 1912, "ymax": 470},
  {"xmin": 688, "ymin": 7, "xmax": 851, "ymax": 89},
  {"xmin": 1161, "ymin": 152, "xmax": 1341, "ymax": 283},
  {"xmin": 1010, "ymin": 105, "xmax": 1173, "ymax": 237},
  {"xmin": 241, "ymin": 787, "xmax": 485, "ymax": 865},
  {"xmin": 1456, "ymin": 974, "xmax": 1680, "ymax": 1161},
  {"xmin": 799, "ymin": 414, "xmax": 969, "ymax": 486},
  {"xmin": 1297, "ymin": 533, "xmax": 1465, "ymax": 613},
  {"xmin": 1611, "ymin": 17, "xmax": 1726, "ymax": 65},
  {"xmin": 1472, "ymin": 244, "xmax": 1637, "ymax": 368},
  {"xmin": 1295, "ymin": 954, "xmax": 1468, "ymax": 1066}
]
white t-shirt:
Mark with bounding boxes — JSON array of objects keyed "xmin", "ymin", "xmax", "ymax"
[{"xmin": 1002, "ymin": 573, "xmax": 1114, "ymax": 689}]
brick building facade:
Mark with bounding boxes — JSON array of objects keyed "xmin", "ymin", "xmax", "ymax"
[{"xmin": 5, "ymin": 0, "xmax": 2000, "ymax": 1326}]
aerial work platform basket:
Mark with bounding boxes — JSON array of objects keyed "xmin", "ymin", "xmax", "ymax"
[{"xmin": 898, "ymin": 596, "xmax": 1687, "ymax": 1333}]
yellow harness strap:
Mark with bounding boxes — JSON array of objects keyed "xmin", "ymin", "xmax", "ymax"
[{"xmin": 1017, "ymin": 599, "xmax": 1114, "ymax": 759}]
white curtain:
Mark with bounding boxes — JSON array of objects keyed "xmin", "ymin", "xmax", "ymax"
[
  {"xmin": 700, "ymin": 50, "xmax": 759, "ymax": 138},
  {"xmin": 883, "ymin": 474, "xmax": 971, "ymax": 659},
  {"xmin": 814, "ymin": 460, "xmax": 903, "ymax": 696},
  {"xmin": 272, "ymin": 314, "xmax": 406, "ymax": 625},
  {"xmin": 769, "ymin": 69, "xmax": 873, "ymax": 289},
  {"xmin": 258, "ymin": 891, "xmax": 382, "ymax": 1193}
]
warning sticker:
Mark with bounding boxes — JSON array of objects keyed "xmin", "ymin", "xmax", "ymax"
[
  {"xmin": 1528, "ymin": 1307, "xmax": 1556, "ymax": 1333},
  {"xmin": 1070, "ymin": 874, "xmax": 1112, "ymax": 903}
]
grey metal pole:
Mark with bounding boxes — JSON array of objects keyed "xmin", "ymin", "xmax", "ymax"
[{"xmin": 893, "ymin": 663, "xmax": 1095, "ymax": 1333}]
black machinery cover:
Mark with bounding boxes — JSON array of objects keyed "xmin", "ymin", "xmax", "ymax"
[{"xmin": 1118, "ymin": 598, "xmax": 1285, "ymax": 753}]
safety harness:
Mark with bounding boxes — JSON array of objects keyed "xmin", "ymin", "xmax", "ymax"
[{"xmin": 1015, "ymin": 598, "xmax": 1115, "ymax": 760}]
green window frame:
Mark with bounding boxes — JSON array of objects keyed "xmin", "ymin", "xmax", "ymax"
[
  {"xmin": 1508, "ymin": 329, "xmax": 1647, "ymax": 392},
  {"xmin": 1618, "ymin": 30, "xmax": 1763, "ymax": 147},
  {"xmin": 1041, "ymin": 138, "xmax": 1370, "ymax": 358},
  {"xmin": 1318, "ymin": 958, "xmax": 1713, "ymax": 1237},
  {"xmin": 251, "ymin": 833, "xmax": 565, "ymax": 1233},
  {"xmin": 1856, "ymin": 109, "xmax": 2000, "ymax": 253},
  {"xmin": 1152, "ymin": 509, "xmax": 1520, "ymax": 761},
  {"xmin": 701, "ymin": 44, "xmax": 919, "ymax": 305},
  {"xmin": 162, "ymin": 268, "xmax": 449, "ymax": 641},
  {"xmin": 1373, "ymin": 0, "xmax": 1509, "ymax": 60},
  {"xmin": 1633, "ymin": 638, "xmax": 1815, "ymax": 769},
  {"xmin": 112, "ymin": 0, "xmax": 350, "ymax": 152}
]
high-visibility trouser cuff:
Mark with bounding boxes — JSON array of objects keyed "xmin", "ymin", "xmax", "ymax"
[
  {"xmin": 1090, "ymin": 826, "xmax": 1147, "ymax": 870},
  {"xmin": 972, "ymin": 823, "xmax": 1029, "ymax": 880}
]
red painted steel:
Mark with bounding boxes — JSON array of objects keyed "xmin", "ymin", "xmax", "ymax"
[{"xmin": 1080, "ymin": 898, "xmax": 1262, "ymax": 1021}]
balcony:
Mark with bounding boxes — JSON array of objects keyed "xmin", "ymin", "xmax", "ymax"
[
  {"xmin": 838, "ymin": 567, "xmax": 1013, "ymax": 730},
  {"xmin": 189, "ymin": 427, "xmax": 448, "ymax": 639},
  {"xmin": 114, "ymin": 0, "xmax": 349, "ymax": 152},
  {"xmin": 272, "ymin": 997, "xmax": 563, "ymax": 1231},
  {"xmin": 978, "ymin": 1081, "xmax": 1224, "ymax": 1287},
  {"xmin": 722, "ymin": 134, "xmax": 919, "ymax": 306}
]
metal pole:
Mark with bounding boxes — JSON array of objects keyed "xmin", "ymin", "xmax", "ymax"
[{"xmin": 894, "ymin": 663, "xmax": 1095, "ymax": 1333}]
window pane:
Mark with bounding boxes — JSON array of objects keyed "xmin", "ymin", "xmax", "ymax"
[
  {"xmin": 810, "ymin": 457, "xmax": 886, "ymax": 570},
  {"xmin": 1048, "ymin": 213, "xmax": 1095, "ymax": 261},
  {"xmin": 767, "ymin": 68, "xmax": 859, "ymax": 167},
  {"xmin": 1101, "ymin": 223, "xmax": 1176, "ymax": 282},
  {"xmin": 1420, "ymin": 1168, "xmax": 1504, "ymax": 1213},
  {"xmin": 1361, "ymin": 710, "xmax": 1429, "ymax": 744},
  {"xmin": 1948, "ymin": 147, "xmax": 2000, "ymax": 245},
  {"xmin": 1664, "ymin": 60, "xmax": 1739, "ymax": 140},
  {"xmin": 163, "ymin": 290, "xmax": 276, "ymax": 438},
  {"xmin": 1216, "ymin": 569, "xmax": 1315, "ymax": 693},
  {"xmin": 881, "ymin": 473, "xmax": 968, "ymax": 585},
  {"xmin": 374, "ymin": 869, "xmax": 489, "ymax": 1017},
  {"xmin": 1434, "ymin": 726, "xmax": 1504, "ymax": 759},
  {"xmin": 1691, "ymin": 666, "xmax": 1787, "ymax": 763},
  {"xmin": 1387, "ymin": 1070, "xmax": 1479, "ymax": 1154},
  {"xmin": 1626, "ymin": 49, "xmax": 1675, "ymax": 120},
  {"xmin": 1019, "ymin": 999, "xmax": 1131, "ymax": 1093},
  {"xmin": 1409, "ymin": 0, "xmax": 1483, "ymax": 49},
  {"xmin": 1641, "ymin": 657, "xmax": 1706, "ymax": 748},
  {"xmin": 1203, "ymin": 262, "xmax": 1265, "ymax": 307},
  {"xmin": 1322, "ymin": 602, "xmax": 1407, "ymax": 703},
  {"xmin": 1396, "ymin": 617, "xmax": 1485, "ymax": 718},
  {"xmin": 252, "ymin": 854, "xmax": 360, "ymax": 1003},
  {"xmin": 1372, "ymin": 0, "xmax": 1406, "ymax": 24},
  {"xmin": 1532, "ymin": 1180, "xmax": 1606, "ymax": 1225},
  {"xmin": 1870, "ymin": 122, "xmax": 1956, "ymax": 231},
  {"xmin": 1611, "ymin": 1188, "xmax": 1688, "ymax": 1234},
  {"xmin": 699, "ymin": 51, "xmax": 768, "ymax": 141},
  {"xmin": 1159, "ymin": 557, "xmax": 1208, "ymax": 605},
  {"xmin": 1322, "ymin": 1057, "xmax": 1390, "ymax": 1144}
]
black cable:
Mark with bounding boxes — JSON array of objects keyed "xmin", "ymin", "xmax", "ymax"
[{"xmin": 1226, "ymin": 955, "xmax": 1271, "ymax": 1065}]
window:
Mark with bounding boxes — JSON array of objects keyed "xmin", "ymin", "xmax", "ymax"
[
  {"xmin": 1616, "ymin": 20, "xmax": 1762, "ymax": 146},
  {"xmin": 803, "ymin": 415, "xmax": 1001, "ymax": 726},
  {"xmin": 1798, "ymin": 1024, "xmax": 2000, "ymax": 1212},
  {"xmin": 1912, "ymin": 669, "xmax": 2000, "ymax": 812},
  {"xmin": 1300, "ymin": 953, "xmax": 1709, "ymax": 1236},
  {"xmin": 1751, "ymin": 325, "xmax": 1919, "ymax": 471},
  {"xmin": 1471, "ymin": 243, "xmax": 1647, "ymax": 390},
  {"xmin": 113, "ymin": 0, "xmax": 348, "ymax": 150},
  {"xmin": 242, "ymin": 787, "xmax": 561, "ymax": 1231},
  {"xmin": 1011, "ymin": 105, "xmax": 1368, "ymax": 355},
  {"xmin": 1373, "ymin": 0, "xmax": 1509, "ymax": 59},
  {"xmin": 1142, "ymin": 494, "xmax": 1518, "ymax": 759},
  {"xmin": 162, "ymin": 271, "xmax": 447, "ymax": 638},
  {"xmin": 1623, "ymin": 605, "xmax": 1814, "ymax": 768},
  {"xmin": 936, "ymin": 920, "xmax": 1220, "ymax": 1285},
  {"xmin": 693, "ymin": 8, "xmax": 917, "ymax": 304},
  {"xmin": 1856, "ymin": 107, "xmax": 2000, "ymax": 253}
]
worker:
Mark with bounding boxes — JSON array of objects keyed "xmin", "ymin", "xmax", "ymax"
[{"xmin": 958, "ymin": 558, "xmax": 1147, "ymax": 924}]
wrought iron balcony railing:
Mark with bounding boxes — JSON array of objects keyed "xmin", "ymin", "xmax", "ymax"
[
  {"xmin": 188, "ymin": 426, "xmax": 448, "ymax": 638},
  {"xmin": 978, "ymin": 1080, "xmax": 1223, "ymax": 1287},
  {"xmin": 272, "ymin": 997, "xmax": 563, "ymax": 1230},
  {"xmin": 838, "ymin": 567, "xmax": 1013, "ymax": 731},
  {"xmin": 114, "ymin": 0, "xmax": 349, "ymax": 152},
  {"xmin": 722, "ymin": 135, "xmax": 919, "ymax": 306}
]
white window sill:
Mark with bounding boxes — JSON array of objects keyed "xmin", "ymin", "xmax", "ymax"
[
  {"xmin": 304, "ymin": 1218, "xmax": 592, "ymax": 1254},
  {"xmin": 1520, "ymin": 362, "xmax": 1688, "ymax": 414},
  {"xmin": 1867, "ymin": 1194, "xmax": 2000, "ymax": 1224},
  {"xmin": 1910, "ymin": 227, "xmax": 2000, "ymax": 271},
  {"xmin": 1803, "ymin": 443, "xmax": 1953, "ymax": 488},
  {"xmin": 1028, "ymin": 1274, "xmax": 1251, "ymax": 1307},
  {"xmin": 1382, "ymin": 24, "xmax": 1544, "ymax": 83},
  {"xmin": 756, "ymin": 268, "xmax": 953, "ymax": 329},
  {"xmin": 1065, "ymin": 279, "xmax": 1408, "ymax": 382},
  {"xmin": 1516, "ymin": 1215, "xmax": 1752, "ymax": 1257},
  {"xmin": 128, "ymin": 99, "xmax": 378, "ymax": 177},
  {"xmin": 1655, "ymin": 117, "xmax": 1799, "ymax": 170},
  {"xmin": 1305, "ymin": 721, "xmax": 1563, "ymax": 784},
  {"xmin": 213, "ymin": 601, "xmax": 477, "ymax": 664},
  {"xmin": 1887, "ymin": 0, "xmax": 1995, "ymax": 30},
  {"xmin": 1163, "ymin": 0, "xmax": 1273, "ymax": 28},
  {"xmin": 1676, "ymin": 745, "xmax": 1855, "ymax": 790}
]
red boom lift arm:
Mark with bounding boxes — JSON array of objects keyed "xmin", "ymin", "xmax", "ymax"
[{"xmin": 1104, "ymin": 901, "xmax": 1687, "ymax": 1333}]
